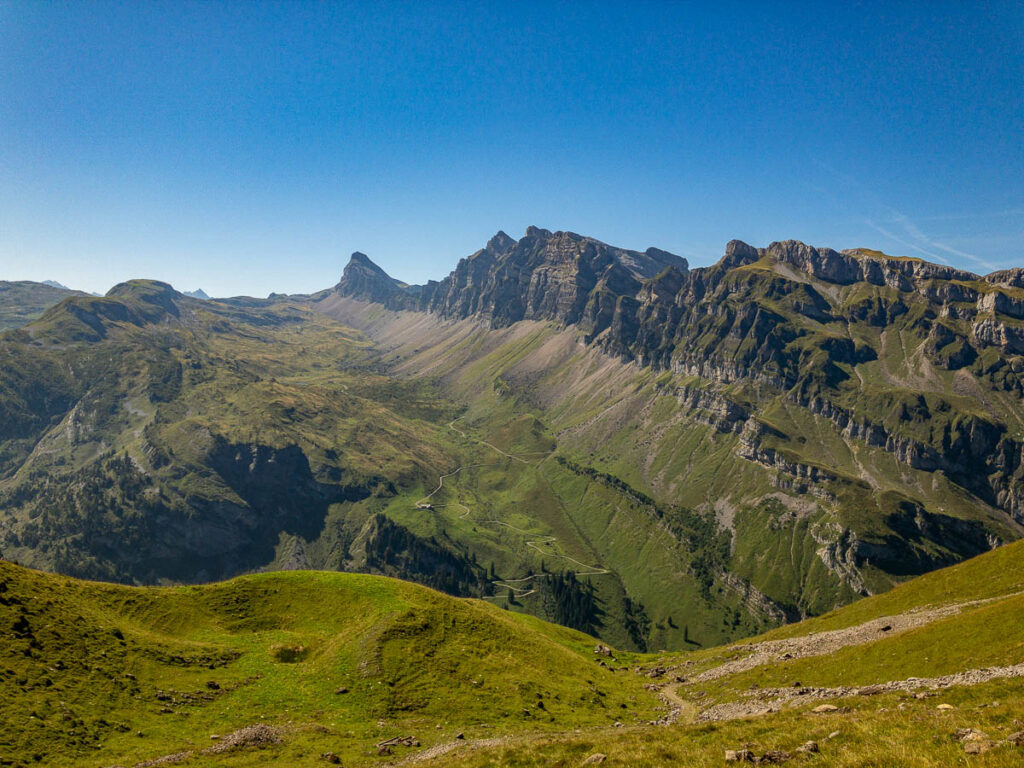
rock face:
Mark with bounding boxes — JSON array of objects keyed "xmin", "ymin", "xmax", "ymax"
[
  {"xmin": 335, "ymin": 228, "xmax": 688, "ymax": 332},
  {"xmin": 330, "ymin": 228, "xmax": 1024, "ymax": 533},
  {"xmin": 336, "ymin": 252, "xmax": 411, "ymax": 306}
]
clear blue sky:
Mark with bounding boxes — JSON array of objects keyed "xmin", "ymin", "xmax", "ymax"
[{"xmin": 1, "ymin": 1, "xmax": 1022, "ymax": 297}]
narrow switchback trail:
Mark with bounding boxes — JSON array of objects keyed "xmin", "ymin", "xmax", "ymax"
[{"xmin": 416, "ymin": 418, "xmax": 610, "ymax": 599}]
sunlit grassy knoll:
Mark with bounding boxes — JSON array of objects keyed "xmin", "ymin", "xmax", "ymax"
[{"xmin": 0, "ymin": 561, "xmax": 661, "ymax": 768}]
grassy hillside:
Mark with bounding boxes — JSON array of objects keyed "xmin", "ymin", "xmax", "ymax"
[
  {"xmin": 0, "ymin": 561, "xmax": 661, "ymax": 768},
  {"xmin": 414, "ymin": 539, "xmax": 1024, "ymax": 767},
  {"xmin": 4, "ymin": 541, "xmax": 1024, "ymax": 767},
  {"xmin": 0, "ymin": 281, "xmax": 86, "ymax": 331}
]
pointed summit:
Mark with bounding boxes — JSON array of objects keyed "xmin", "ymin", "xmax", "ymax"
[
  {"xmin": 486, "ymin": 231, "xmax": 515, "ymax": 255},
  {"xmin": 336, "ymin": 252, "xmax": 412, "ymax": 304},
  {"xmin": 344, "ymin": 251, "xmax": 391, "ymax": 276}
]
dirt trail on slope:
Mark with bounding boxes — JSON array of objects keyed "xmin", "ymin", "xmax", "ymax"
[
  {"xmin": 382, "ymin": 592, "xmax": 1024, "ymax": 765},
  {"xmin": 393, "ymin": 736, "xmax": 509, "ymax": 765},
  {"xmin": 696, "ymin": 661, "xmax": 1024, "ymax": 722},
  {"xmin": 642, "ymin": 591, "xmax": 1024, "ymax": 722},
  {"xmin": 685, "ymin": 599, "xmax": 1002, "ymax": 685}
]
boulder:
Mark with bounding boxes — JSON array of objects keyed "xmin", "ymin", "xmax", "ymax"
[{"xmin": 724, "ymin": 749, "xmax": 754, "ymax": 762}]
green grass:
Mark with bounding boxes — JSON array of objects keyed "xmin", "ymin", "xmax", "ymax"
[
  {"xmin": 0, "ymin": 561, "xmax": 661, "ymax": 768},
  {"xmin": 0, "ymin": 281, "xmax": 86, "ymax": 331},
  {"xmin": 6, "ymin": 540, "xmax": 1024, "ymax": 767},
  {"xmin": 440, "ymin": 679, "xmax": 1024, "ymax": 767}
]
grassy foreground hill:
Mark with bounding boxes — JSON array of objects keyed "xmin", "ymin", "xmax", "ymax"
[
  {"xmin": 0, "ymin": 561, "xmax": 661, "ymax": 768},
  {"xmin": 4, "ymin": 539, "xmax": 1024, "ymax": 767}
]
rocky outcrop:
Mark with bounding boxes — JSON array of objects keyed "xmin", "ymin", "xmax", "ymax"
[
  {"xmin": 972, "ymin": 318, "xmax": 1024, "ymax": 354},
  {"xmin": 737, "ymin": 419, "xmax": 838, "ymax": 496},
  {"xmin": 715, "ymin": 568, "xmax": 798, "ymax": 623},
  {"xmin": 984, "ymin": 267, "xmax": 1024, "ymax": 289},
  {"xmin": 420, "ymin": 227, "xmax": 688, "ymax": 330},
  {"xmin": 978, "ymin": 290, "xmax": 1024, "ymax": 320},
  {"xmin": 663, "ymin": 384, "xmax": 749, "ymax": 434}
]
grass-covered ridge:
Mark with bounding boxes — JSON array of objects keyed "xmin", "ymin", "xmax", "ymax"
[
  {"xmin": 5, "ymin": 535, "xmax": 1024, "ymax": 766},
  {"xmin": 0, "ymin": 561, "xmax": 661, "ymax": 767},
  {"xmin": 0, "ymin": 280, "xmax": 87, "ymax": 331}
]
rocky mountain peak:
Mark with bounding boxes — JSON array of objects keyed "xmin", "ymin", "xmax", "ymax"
[
  {"xmin": 524, "ymin": 225, "xmax": 553, "ymax": 240},
  {"xmin": 336, "ymin": 252, "xmax": 407, "ymax": 304},
  {"xmin": 486, "ymin": 230, "xmax": 516, "ymax": 254},
  {"xmin": 645, "ymin": 247, "xmax": 688, "ymax": 272},
  {"xmin": 765, "ymin": 240, "xmax": 858, "ymax": 283},
  {"xmin": 346, "ymin": 251, "xmax": 381, "ymax": 270},
  {"xmin": 721, "ymin": 240, "xmax": 761, "ymax": 270}
]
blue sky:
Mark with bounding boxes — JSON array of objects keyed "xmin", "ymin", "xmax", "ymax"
[{"xmin": 1, "ymin": 1, "xmax": 1022, "ymax": 296}]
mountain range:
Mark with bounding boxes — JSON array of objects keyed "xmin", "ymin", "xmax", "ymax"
[{"xmin": 1, "ymin": 228, "xmax": 1022, "ymax": 654}]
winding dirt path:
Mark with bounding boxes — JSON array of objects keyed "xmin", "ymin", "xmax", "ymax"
[
  {"xmin": 687, "ymin": 605, "xmax": 965, "ymax": 685},
  {"xmin": 379, "ymin": 589, "xmax": 1024, "ymax": 766},
  {"xmin": 682, "ymin": 591, "xmax": 1024, "ymax": 687},
  {"xmin": 695, "ymin": 661, "xmax": 1024, "ymax": 722},
  {"xmin": 639, "ymin": 591, "xmax": 1024, "ymax": 723}
]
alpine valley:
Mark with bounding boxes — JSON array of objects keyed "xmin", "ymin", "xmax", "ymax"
[
  {"xmin": 2, "ymin": 228, "xmax": 1022, "ymax": 657},
  {"xmin": 3, "ymin": 227, "xmax": 1024, "ymax": 767}
]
